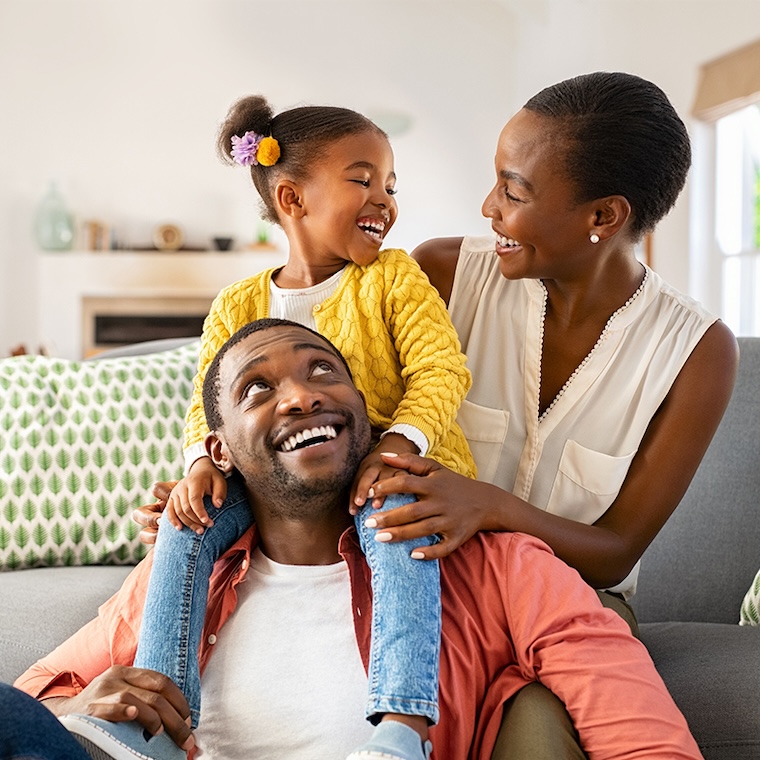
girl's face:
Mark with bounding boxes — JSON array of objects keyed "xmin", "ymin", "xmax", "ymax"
[
  {"xmin": 481, "ymin": 108, "xmax": 598, "ymax": 282},
  {"xmin": 297, "ymin": 131, "xmax": 398, "ymax": 267}
]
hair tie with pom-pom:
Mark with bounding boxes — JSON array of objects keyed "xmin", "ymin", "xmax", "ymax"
[
  {"xmin": 256, "ymin": 136, "xmax": 280, "ymax": 167},
  {"xmin": 230, "ymin": 131, "xmax": 280, "ymax": 167}
]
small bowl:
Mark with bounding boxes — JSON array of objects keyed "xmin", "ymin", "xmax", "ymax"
[{"xmin": 212, "ymin": 237, "xmax": 234, "ymax": 252}]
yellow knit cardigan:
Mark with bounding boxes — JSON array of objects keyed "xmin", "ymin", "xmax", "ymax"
[{"xmin": 184, "ymin": 248, "xmax": 476, "ymax": 477}]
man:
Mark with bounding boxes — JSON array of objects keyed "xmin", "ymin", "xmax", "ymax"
[{"xmin": 10, "ymin": 319, "xmax": 701, "ymax": 759}]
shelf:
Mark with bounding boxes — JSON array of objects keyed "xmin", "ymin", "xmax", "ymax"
[{"xmin": 38, "ymin": 248, "xmax": 287, "ymax": 359}]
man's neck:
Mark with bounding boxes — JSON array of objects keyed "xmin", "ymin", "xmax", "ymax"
[{"xmin": 251, "ymin": 498, "xmax": 353, "ymax": 565}]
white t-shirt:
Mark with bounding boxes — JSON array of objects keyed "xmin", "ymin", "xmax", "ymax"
[{"xmin": 193, "ymin": 548, "xmax": 372, "ymax": 759}]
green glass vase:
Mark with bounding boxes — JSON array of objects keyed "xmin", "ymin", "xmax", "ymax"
[{"xmin": 33, "ymin": 182, "xmax": 75, "ymax": 251}]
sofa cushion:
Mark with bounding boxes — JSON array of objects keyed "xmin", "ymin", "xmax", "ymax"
[
  {"xmin": 633, "ymin": 337, "xmax": 760, "ymax": 624},
  {"xmin": 0, "ymin": 565, "xmax": 132, "ymax": 684},
  {"xmin": 640, "ymin": 621, "xmax": 760, "ymax": 759},
  {"xmin": 0, "ymin": 342, "xmax": 200, "ymax": 570}
]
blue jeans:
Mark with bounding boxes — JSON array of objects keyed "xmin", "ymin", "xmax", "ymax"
[
  {"xmin": 135, "ymin": 473, "xmax": 441, "ymax": 728},
  {"xmin": 0, "ymin": 682, "xmax": 90, "ymax": 760}
]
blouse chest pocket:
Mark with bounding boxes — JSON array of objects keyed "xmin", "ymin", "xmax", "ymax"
[
  {"xmin": 545, "ymin": 439, "xmax": 636, "ymax": 524},
  {"xmin": 455, "ymin": 399, "xmax": 510, "ymax": 484}
]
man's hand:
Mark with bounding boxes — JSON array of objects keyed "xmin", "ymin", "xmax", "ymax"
[
  {"xmin": 132, "ymin": 481, "xmax": 176, "ymax": 545},
  {"xmin": 43, "ymin": 665, "xmax": 195, "ymax": 753},
  {"xmin": 361, "ymin": 452, "xmax": 503, "ymax": 559},
  {"xmin": 350, "ymin": 433, "xmax": 419, "ymax": 515}
]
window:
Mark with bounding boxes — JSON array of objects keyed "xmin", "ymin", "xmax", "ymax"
[
  {"xmin": 715, "ymin": 104, "xmax": 760, "ymax": 335},
  {"xmin": 691, "ymin": 38, "xmax": 760, "ymax": 336}
]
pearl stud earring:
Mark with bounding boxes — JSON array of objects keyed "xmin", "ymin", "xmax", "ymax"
[{"xmin": 590, "ymin": 233, "xmax": 600, "ymax": 244}]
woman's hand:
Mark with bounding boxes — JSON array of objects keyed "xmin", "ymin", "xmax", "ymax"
[
  {"xmin": 349, "ymin": 433, "xmax": 420, "ymax": 515},
  {"xmin": 362, "ymin": 452, "xmax": 504, "ymax": 559}
]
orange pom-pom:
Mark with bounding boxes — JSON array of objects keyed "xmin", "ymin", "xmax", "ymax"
[{"xmin": 256, "ymin": 137, "xmax": 281, "ymax": 167}]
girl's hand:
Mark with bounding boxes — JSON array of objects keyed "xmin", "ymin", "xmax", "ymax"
[
  {"xmin": 363, "ymin": 452, "xmax": 503, "ymax": 559},
  {"xmin": 350, "ymin": 433, "xmax": 419, "ymax": 515},
  {"xmin": 132, "ymin": 481, "xmax": 177, "ymax": 545},
  {"xmin": 165, "ymin": 457, "xmax": 228, "ymax": 533}
]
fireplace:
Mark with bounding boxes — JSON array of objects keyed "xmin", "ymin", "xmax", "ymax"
[
  {"xmin": 82, "ymin": 296, "xmax": 212, "ymax": 356},
  {"xmin": 37, "ymin": 250, "xmax": 286, "ymax": 359}
]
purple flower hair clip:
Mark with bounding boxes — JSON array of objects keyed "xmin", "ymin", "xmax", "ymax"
[
  {"xmin": 230, "ymin": 131, "xmax": 263, "ymax": 167},
  {"xmin": 230, "ymin": 131, "xmax": 280, "ymax": 167}
]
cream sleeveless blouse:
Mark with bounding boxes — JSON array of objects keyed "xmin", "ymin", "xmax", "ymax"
[{"xmin": 449, "ymin": 236, "xmax": 717, "ymax": 597}]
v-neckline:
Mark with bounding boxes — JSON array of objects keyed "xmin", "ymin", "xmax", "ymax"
[{"xmin": 536, "ymin": 268, "xmax": 649, "ymax": 423}]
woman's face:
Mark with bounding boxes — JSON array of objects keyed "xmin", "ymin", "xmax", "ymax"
[{"xmin": 481, "ymin": 108, "xmax": 597, "ymax": 281}]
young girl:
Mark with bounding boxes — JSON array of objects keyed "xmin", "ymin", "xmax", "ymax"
[{"xmin": 62, "ymin": 96, "xmax": 475, "ymax": 760}]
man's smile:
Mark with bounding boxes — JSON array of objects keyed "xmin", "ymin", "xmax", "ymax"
[{"xmin": 278, "ymin": 424, "xmax": 339, "ymax": 452}]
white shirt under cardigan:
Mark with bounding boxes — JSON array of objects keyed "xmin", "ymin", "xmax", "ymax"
[{"xmin": 448, "ymin": 236, "xmax": 717, "ymax": 598}]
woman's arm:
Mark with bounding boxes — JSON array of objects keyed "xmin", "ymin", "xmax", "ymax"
[
  {"xmin": 410, "ymin": 237, "xmax": 463, "ymax": 306},
  {"xmin": 367, "ymin": 320, "xmax": 739, "ymax": 589}
]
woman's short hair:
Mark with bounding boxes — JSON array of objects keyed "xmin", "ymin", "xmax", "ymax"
[{"xmin": 524, "ymin": 71, "xmax": 691, "ymax": 239}]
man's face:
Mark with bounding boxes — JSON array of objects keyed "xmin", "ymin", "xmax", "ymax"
[{"xmin": 209, "ymin": 325, "xmax": 372, "ymax": 515}]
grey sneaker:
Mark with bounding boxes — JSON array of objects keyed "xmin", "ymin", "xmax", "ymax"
[
  {"xmin": 346, "ymin": 720, "xmax": 432, "ymax": 760},
  {"xmin": 58, "ymin": 714, "xmax": 186, "ymax": 760}
]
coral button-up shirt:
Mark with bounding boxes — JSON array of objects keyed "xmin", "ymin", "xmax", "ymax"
[{"xmin": 16, "ymin": 527, "xmax": 701, "ymax": 759}]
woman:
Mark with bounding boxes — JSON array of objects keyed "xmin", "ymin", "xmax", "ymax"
[{"xmin": 364, "ymin": 71, "xmax": 738, "ymax": 758}]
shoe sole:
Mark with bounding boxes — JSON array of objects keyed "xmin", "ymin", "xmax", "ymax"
[{"xmin": 59, "ymin": 716, "xmax": 152, "ymax": 760}]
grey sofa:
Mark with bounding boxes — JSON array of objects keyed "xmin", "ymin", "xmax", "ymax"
[{"xmin": 1, "ymin": 338, "xmax": 759, "ymax": 759}]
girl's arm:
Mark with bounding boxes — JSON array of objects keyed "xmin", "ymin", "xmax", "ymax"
[
  {"xmin": 381, "ymin": 249, "xmax": 472, "ymax": 451},
  {"xmin": 351, "ymin": 248, "xmax": 473, "ymax": 505},
  {"xmin": 160, "ymin": 291, "xmax": 236, "ymax": 529}
]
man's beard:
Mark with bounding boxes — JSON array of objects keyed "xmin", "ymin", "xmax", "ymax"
[{"xmin": 257, "ymin": 411, "xmax": 370, "ymax": 521}]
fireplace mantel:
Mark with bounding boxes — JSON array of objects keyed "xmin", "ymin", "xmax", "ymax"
[{"xmin": 38, "ymin": 249, "xmax": 286, "ymax": 359}]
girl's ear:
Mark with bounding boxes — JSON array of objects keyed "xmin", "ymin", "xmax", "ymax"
[
  {"xmin": 589, "ymin": 195, "xmax": 632, "ymax": 242},
  {"xmin": 205, "ymin": 432, "xmax": 235, "ymax": 473},
  {"xmin": 275, "ymin": 180, "xmax": 306, "ymax": 219}
]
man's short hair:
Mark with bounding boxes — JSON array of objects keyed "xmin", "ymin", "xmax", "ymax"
[{"xmin": 202, "ymin": 318, "xmax": 354, "ymax": 431}]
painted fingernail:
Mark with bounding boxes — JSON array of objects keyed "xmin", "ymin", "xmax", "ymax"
[
  {"xmin": 364, "ymin": 517, "xmax": 378, "ymax": 528},
  {"xmin": 375, "ymin": 532, "xmax": 392, "ymax": 542},
  {"xmin": 381, "ymin": 452, "xmax": 398, "ymax": 457},
  {"xmin": 367, "ymin": 487, "xmax": 375, "ymax": 498},
  {"xmin": 411, "ymin": 550, "xmax": 425, "ymax": 560}
]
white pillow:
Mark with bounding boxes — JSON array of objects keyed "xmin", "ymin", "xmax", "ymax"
[{"xmin": 0, "ymin": 342, "xmax": 199, "ymax": 570}]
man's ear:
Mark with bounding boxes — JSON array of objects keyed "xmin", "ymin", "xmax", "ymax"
[
  {"xmin": 274, "ymin": 180, "xmax": 306, "ymax": 219},
  {"xmin": 589, "ymin": 195, "xmax": 632, "ymax": 242},
  {"xmin": 205, "ymin": 431, "xmax": 235, "ymax": 473}
]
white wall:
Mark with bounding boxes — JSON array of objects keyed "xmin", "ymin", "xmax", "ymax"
[{"xmin": 1, "ymin": 0, "xmax": 758, "ymax": 355}]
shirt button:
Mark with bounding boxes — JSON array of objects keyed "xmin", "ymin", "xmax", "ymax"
[
  {"xmin": 241, "ymin": 559, "xmax": 248, "ymax": 571},
  {"xmin": 208, "ymin": 634, "xmax": 217, "ymax": 645},
  {"xmin": 313, "ymin": 304, "xmax": 321, "ymax": 312}
]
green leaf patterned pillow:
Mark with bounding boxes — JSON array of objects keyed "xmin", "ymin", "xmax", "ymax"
[
  {"xmin": 740, "ymin": 567, "xmax": 760, "ymax": 625},
  {"xmin": 0, "ymin": 342, "xmax": 199, "ymax": 570}
]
